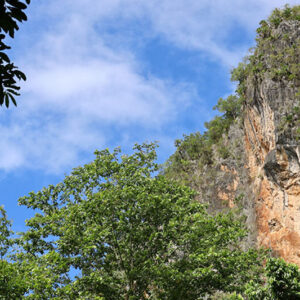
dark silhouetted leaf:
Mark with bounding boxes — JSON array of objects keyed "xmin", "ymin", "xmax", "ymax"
[
  {"xmin": 0, "ymin": 51, "xmax": 10, "ymax": 62},
  {"xmin": 0, "ymin": 0, "xmax": 30, "ymax": 107},
  {"xmin": 7, "ymin": 0, "xmax": 27, "ymax": 10},
  {"xmin": 4, "ymin": 93, "xmax": 9, "ymax": 107},
  {"xmin": 8, "ymin": 92, "xmax": 17, "ymax": 106}
]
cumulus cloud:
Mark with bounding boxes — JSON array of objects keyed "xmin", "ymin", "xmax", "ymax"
[
  {"xmin": 1, "ymin": 0, "xmax": 296, "ymax": 173},
  {"xmin": 0, "ymin": 5, "xmax": 197, "ymax": 173}
]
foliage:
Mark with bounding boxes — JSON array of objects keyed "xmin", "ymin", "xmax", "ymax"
[
  {"xmin": 213, "ymin": 95, "xmax": 243, "ymax": 121},
  {"xmin": 279, "ymin": 90, "xmax": 300, "ymax": 140},
  {"xmin": 204, "ymin": 95, "xmax": 242, "ymax": 144},
  {"xmin": 166, "ymin": 5, "xmax": 300, "ymax": 187},
  {"xmin": 266, "ymin": 257, "xmax": 300, "ymax": 299},
  {"xmin": 0, "ymin": 0, "xmax": 30, "ymax": 107},
  {"xmin": 0, "ymin": 206, "xmax": 28, "ymax": 298},
  {"xmin": 245, "ymin": 257, "xmax": 300, "ymax": 300},
  {"xmin": 220, "ymin": 292, "xmax": 244, "ymax": 300},
  {"xmin": 268, "ymin": 5, "xmax": 300, "ymax": 27},
  {"xmin": 211, "ymin": 257, "xmax": 300, "ymax": 299},
  {"xmin": 0, "ymin": 260, "xmax": 28, "ymax": 299},
  {"xmin": 164, "ymin": 132, "xmax": 212, "ymax": 179},
  {"xmin": 164, "ymin": 95, "xmax": 242, "ymax": 184},
  {"xmin": 0, "ymin": 205, "xmax": 12, "ymax": 258},
  {"xmin": 230, "ymin": 62, "xmax": 248, "ymax": 99},
  {"xmin": 16, "ymin": 143, "xmax": 265, "ymax": 299},
  {"xmin": 231, "ymin": 5, "xmax": 300, "ymax": 100}
]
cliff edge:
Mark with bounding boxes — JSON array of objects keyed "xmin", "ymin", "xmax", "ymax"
[{"xmin": 165, "ymin": 5, "xmax": 300, "ymax": 266}]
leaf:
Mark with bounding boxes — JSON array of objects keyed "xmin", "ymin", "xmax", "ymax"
[
  {"xmin": 7, "ymin": 88, "xmax": 20, "ymax": 96},
  {"xmin": 7, "ymin": 0, "xmax": 27, "ymax": 10},
  {"xmin": 8, "ymin": 92, "xmax": 17, "ymax": 106},
  {"xmin": 9, "ymin": 8, "xmax": 27, "ymax": 23},
  {"xmin": 7, "ymin": 85, "xmax": 20, "ymax": 90},
  {"xmin": 4, "ymin": 93, "xmax": 9, "ymax": 107},
  {"xmin": 0, "ymin": 51, "xmax": 10, "ymax": 63},
  {"xmin": 14, "ymin": 69, "xmax": 26, "ymax": 80}
]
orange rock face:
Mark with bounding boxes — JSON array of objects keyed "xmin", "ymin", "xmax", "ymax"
[
  {"xmin": 186, "ymin": 18, "xmax": 300, "ymax": 266},
  {"xmin": 243, "ymin": 81, "xmax": 300, "ymax": 266}
]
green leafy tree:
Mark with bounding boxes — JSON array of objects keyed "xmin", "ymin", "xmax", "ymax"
[
  {"xmin": 213, "ymin": 95, "xmax": 243, "ymax": 121},
  {"xmin": 17, "ymin": 143, "xmax": 264, "ymax": 299},
  {"xmin": 0, "ymin": 206, "xmax": 28, "ymax": 298},
  {"xmin": 164, "ymin": 94, "xmax": 243, "ymax": 183},
  {"xmin": 245, "ymin": 257, "xmax": 300, "ymax": 300},
  {"xmin": 0, "ymin": 0, "xmax": 30, "ymax": 107},
  {"xmin": 0, "ymin": 206, "xmax": 12, "ymax": 258},
  {"xmin": 231, "ymin": 5, "xmax": 300, "ymax": 99}
]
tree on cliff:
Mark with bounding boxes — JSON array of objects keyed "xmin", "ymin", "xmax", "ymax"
[
  {"xmin": 0, "ymin": 0, "xmax": 30, "ymax": 107},
  {"xmin": 16, "ymin": 143, "xmax": 264, "ymax": 299}
]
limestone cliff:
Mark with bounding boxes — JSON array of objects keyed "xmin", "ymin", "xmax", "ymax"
[
  {"xmin": 243, "ymin": 13, "xmax": 300, "ymax": 265},
  {"xmin": 165, "ymin": 6, "xmax": 300, "ymax": 266}
]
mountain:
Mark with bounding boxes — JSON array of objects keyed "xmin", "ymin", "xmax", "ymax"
[{"xmin": 165, "ymin": 5, "xmax": 300, "ymax": 266}]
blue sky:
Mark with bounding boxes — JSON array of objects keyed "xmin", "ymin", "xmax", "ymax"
[{"xmin": 1, "ymin": 0, "xmax": 299, "ymax": 232}]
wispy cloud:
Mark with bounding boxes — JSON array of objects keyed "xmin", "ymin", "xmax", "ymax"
[
  {"xmin": 37, "ymin": 0, "xmax": 298, "ymax": 66},
  {"xmin": 1, "ymin": 0, "xmax": 297, "ymax": 173},
  {"xmin": 1, "ymin": 6, "xmax": 197, "ymax": 173},
  {"xmin": 141, "ymin": 0, "xmax": 299, "ymax": 66}
]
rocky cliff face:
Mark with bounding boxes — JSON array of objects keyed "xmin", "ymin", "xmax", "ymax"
[
  {"xmin": 241, "ymin": 12, "xmax": 300, "ymax": 264},
  {"xmin": 243, "ymin": 19, "xmax": 300, "ymax": 265},
  {"xmin": 166, "ymin": 6, "xmax": 300, "ymax": 266}
]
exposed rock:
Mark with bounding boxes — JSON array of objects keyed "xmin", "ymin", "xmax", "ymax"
[
  {"xmin": 240, "ymin": 17, "xmax": 300, "ymax": 265},
  {"xmin": 199, "ymin": 16, "xmax": 300, "ymax": 264},
  {"xmin": 166, "ymin": 7, "xmax": 300, "ymax": 266}
]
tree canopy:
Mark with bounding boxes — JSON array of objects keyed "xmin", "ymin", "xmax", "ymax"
[
  {"xmin": 11, "ymin": 143, "xmax": 264, "ymax": 299},
  {"xmin": 0, "ymin": 0, "xmax": 30, "ymax": 107},
  {"xmin": 0, "ymin": 143, "xmax": 298, "ymax": 298},
  {"xmin": 0, "ymin": 206, "xmax": 28, "ymax": 298}
]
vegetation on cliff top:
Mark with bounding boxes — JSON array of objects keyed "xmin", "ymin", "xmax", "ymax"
[
  {"xmin": 164, "ymin": 4, "xmax": 300, "ymax": 185},
  {"xmin": 163, "ymin": 94, "xmax": 243, "ymax": 187},
  {"xmin": 232, "ymin": 4, "xmax": 300, "ymax": 99}
]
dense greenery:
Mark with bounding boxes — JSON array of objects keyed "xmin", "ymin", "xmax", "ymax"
[
  {"xmin": 0, "ymin": 143, "xmax": 298, "ymax": 298},
  {"xmin": 164, "ymin": 94, "xmax": 242, "ymax": 186},
  {"xmin": 245, "ymin": 258, "xmax": 300, "ymax": 300},
  {"xmin": 0, "ymin": 0, "xmax": 30, "ymax": 107},
  {"xmin": 214, "ymin": 257, "xmax": 300, "ymax": 299},
  {"xmin": 0, "ymin": 206, "xmax": 28, "ymax": 298},
  {"xmin": 10, "ymin": 143, "xmax": 265, "ymax": 299},
  {"xmin": 164, "ymin": 5, "xmax": 300, "ymax": 185},
  {"xmin": 232, "ymin": 5, "xmax": 300, "ymax": 100}
]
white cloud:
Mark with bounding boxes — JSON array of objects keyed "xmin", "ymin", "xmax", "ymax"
[
  {"xmin": 36, "ymin": 0, "xmax": 299, "ymax": 66},
  {"xmin": 0, "ymin": 6, "xmax": 197, "ymax": 173},
  {"xmin": 26, "ymin": 60, "xmax": 193, "ymax": 125},
  {"xmin": 142, "ymin": 0, "xmax": 300, "ymax": 66},
  {"xmin": 1, "ymin": 0, "xmax": 297, "ymax": 173}
]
